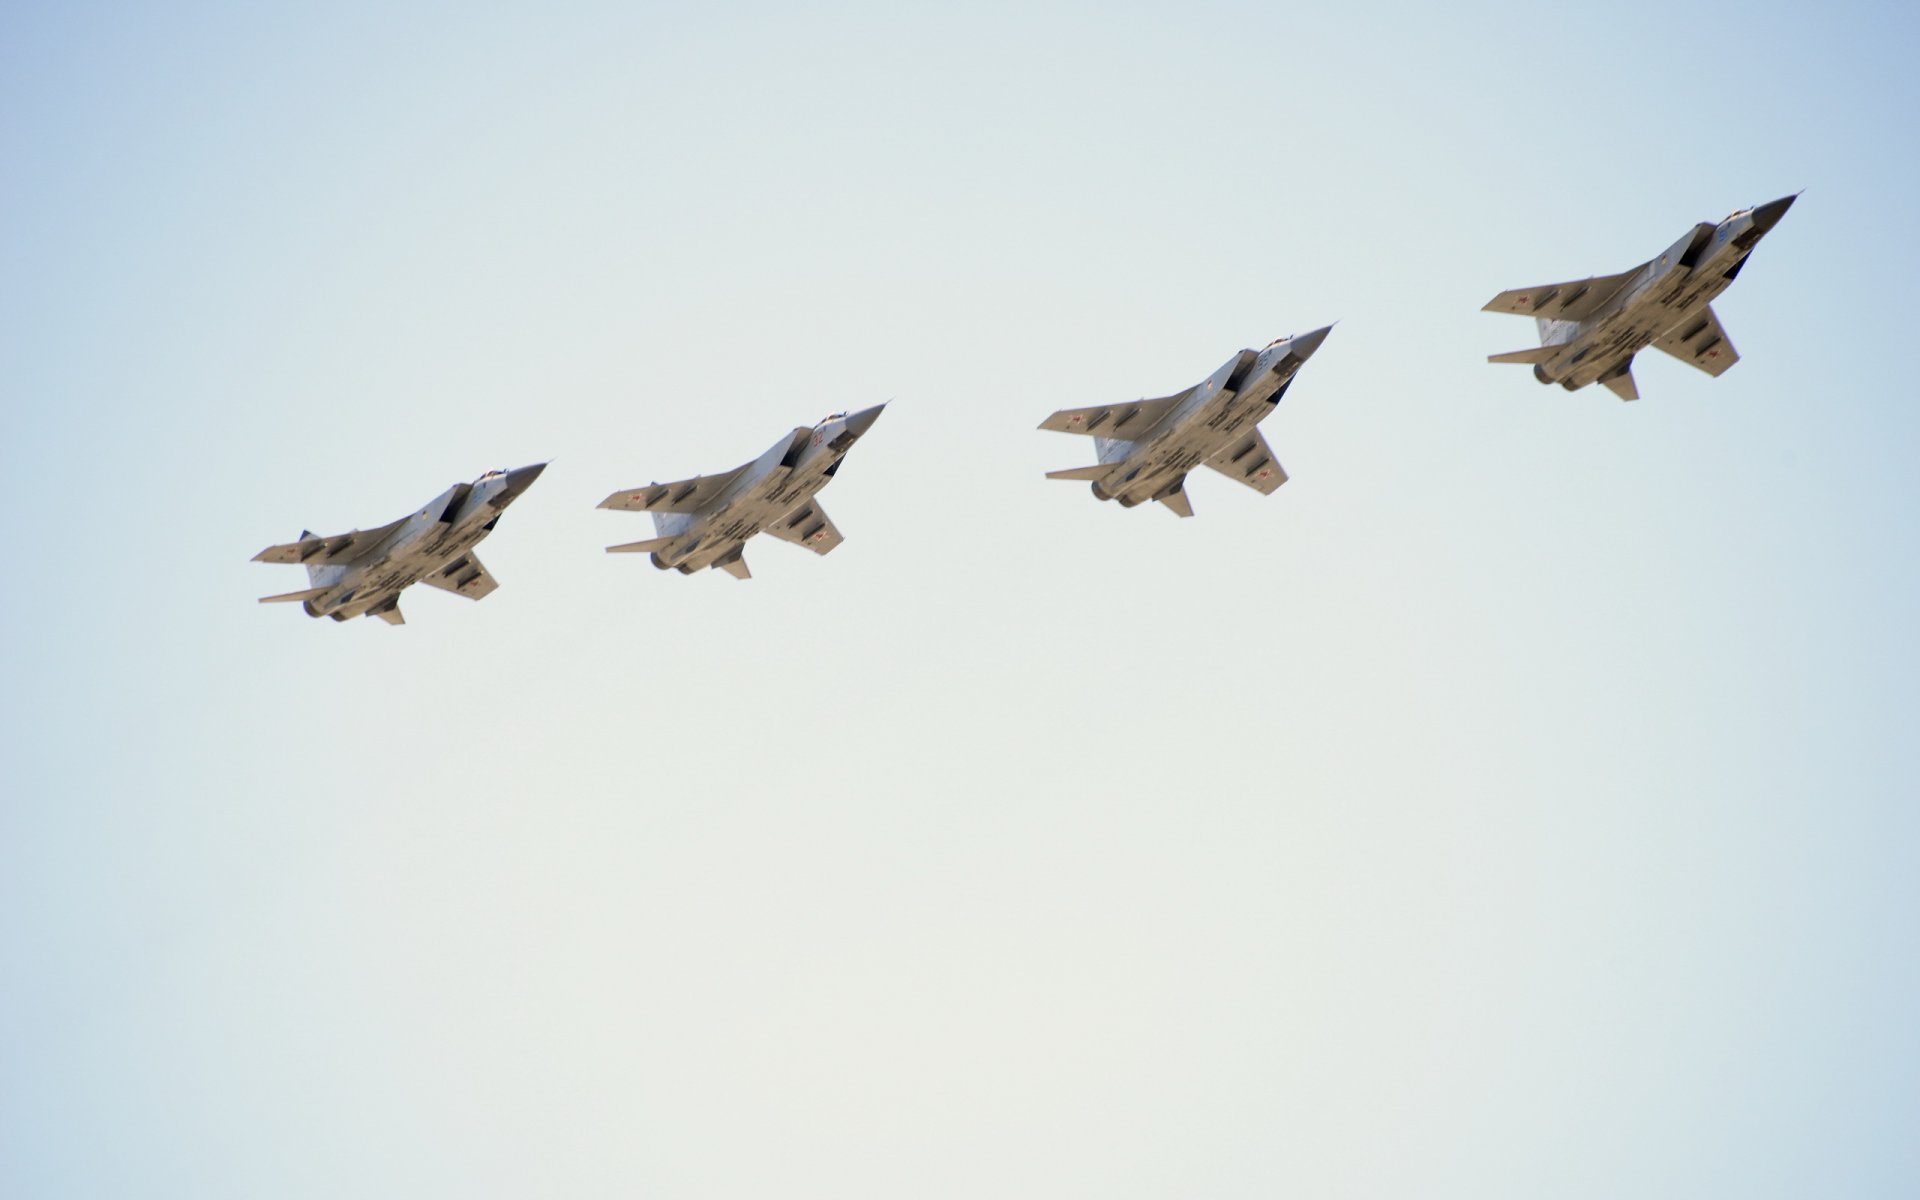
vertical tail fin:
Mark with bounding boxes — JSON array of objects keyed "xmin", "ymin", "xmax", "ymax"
[
  {"xmin": 1153, "ymin": 475, "xmax": 1194, "ymax": 518},
  {"xmin": 1601, "ymin": 360, "xmax": 1639, "ymax": 402}
]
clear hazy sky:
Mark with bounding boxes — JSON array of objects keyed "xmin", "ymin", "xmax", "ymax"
[{"xmin": 4, "ymin": 2, "xmax": 1917, "ymax": 1197}]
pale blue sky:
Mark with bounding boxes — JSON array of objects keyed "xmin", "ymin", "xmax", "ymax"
[{"xmin": 4, "ymin": 2, "xmax": 1917, "ymax": 1197}]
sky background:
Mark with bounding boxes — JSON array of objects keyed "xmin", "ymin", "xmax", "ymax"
[{"xmin": 4, "ymin": 2, "xmax": 1918, "ymax": 1196}]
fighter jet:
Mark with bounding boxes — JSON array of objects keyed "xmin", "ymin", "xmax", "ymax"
[
  {"xmin": 251, "ymin": 463, "xmax": 546, "ymax": 625},
  {"xmin": 1484, "ymin": 194, "xmax": 1797, "ymax": 401},
  {"xmin": 598, "ymin": 405, "xmax": 886, "ymax": 579},
  {"xmin": 1038, "ymin": 326, "xmax": 1333, "ymax": 517}
]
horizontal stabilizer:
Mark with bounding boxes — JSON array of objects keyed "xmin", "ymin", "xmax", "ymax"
[
  {"xmin": 1044, "ymin": 464, "xmax": 1112, "ymax": 482},
  {"xmin": 258, "ymin": 586, "xmax": 328, "ymax": 605},
  {"xmin": 1488, "ymin": 345, "xmax": 1558, "ymax": 365},
  {"xmin": 606, "ymin": 535, "xmax": 676, "ymax": 554}
]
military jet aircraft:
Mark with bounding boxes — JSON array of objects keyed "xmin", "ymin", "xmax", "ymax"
[
  {"xmin": 1484, "ymin": 194, "xmax": 1797, "ymax": 401},
  {"xmin": 1038, "ymin": 326, "xmax": 1333, "ymax": 517},
  {"xmin": 252, "ymin": 463, "xmax": 546, "ymax": 625},
  {"xmin": 599, "ymin": 405, "xmax": 885, "ymax": 579}
]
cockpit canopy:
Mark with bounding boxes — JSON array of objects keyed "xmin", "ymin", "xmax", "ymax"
[
  {"xmin": 817, "ymin": 411, "xmax": 848, "ymax": 425},
  {"xmin": 477, "ymin": 468, "xmax": 507, "ymax": 481}
]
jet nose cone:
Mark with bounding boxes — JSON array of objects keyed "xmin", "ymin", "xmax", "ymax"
[
  {"xmin": 1287, "ymin": 324, "xmax": 1335, "ymax": 359},
  {"xmin": 844, "ymin": 403, "xmax": 887, "ymax": 438},
  {"xmin": 1750, "ymin": 193, "xmax": 1797, "ymax": 235},
  {"xmin": 497, "ymin": 462, "xmax": 547, "ymax": 503}
]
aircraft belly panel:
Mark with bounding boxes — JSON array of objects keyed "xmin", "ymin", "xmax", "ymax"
[
  {"xmin": 688, "ymin": 538, "xmax": 746, "ymax": 570},
  {"xmin": 1662, "ymin": 275, "xmax": 1731, "ymax": 322},
  {"xmin": 762, "ymin": 471, "xmax": 824, "ymax": 511}
]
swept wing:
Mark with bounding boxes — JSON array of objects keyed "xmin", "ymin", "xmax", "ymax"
[
  {"xmin": 1482, "ymin": 267, "xmax": 1639, "ymax": 322},
  {"xmin": 1203, "ymin": 428, "xmax": 1288, "ymax": 495},
  {"xmin": 1653, "ymin": 305, "xmax": 1740, "ymax": 377},
  {"xmin": 763, "ymin": 500, "xmax": 844, "ymax": 556},
  {"xmin": 1039, "ymin": 391, "xmax": 1187, "ymax": 438},
  {"xmin": 598, "ymin": 464, "xmax": 752, "ymax": 513},
  {"xmin": 252, "ymin": 518, "xmax": 406, "ymax": 566},
  {"xmin": 419, "ymin": 552, "xmax": 499, "ymax": 600}
]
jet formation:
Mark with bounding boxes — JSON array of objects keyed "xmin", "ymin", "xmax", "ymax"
[
  {"xmin": 253, "ymin": 464, "xmax": 545, "ymax": 624},
  {"xmin": 253, "ymin": 196, "xmax": 1796, "ymax": 622},
  {"xmin": 1484, "ymin": 194, "xmax": 1797, "ymax": 401},
  {"xmin": 597, "ymin": 405, "xmax": 886, "ymax": 580}
]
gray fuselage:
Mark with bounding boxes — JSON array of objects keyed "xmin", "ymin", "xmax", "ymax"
[
  {"xmin": 1532, "ymin": 202, "xmax": 1787, "ymax": 391},
  {"xmin": 1092, "ymin": 334, "xmax": 1316, "ymax": 507},
  {"xmin": 642, "ymin": 409, "xmax": 876, "ymax": 573},
  {"xmin": 300, "ymin": 466, "xmax": 542, "ymax": 620}
]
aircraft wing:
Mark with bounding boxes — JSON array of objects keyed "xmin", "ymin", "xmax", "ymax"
[
  {"xmin": 252, "ymin": 518, "xmax": 405, "ymax": 566},
  {"xmin": 764, "ymin": 499, "xmax": 844, "ymax": 556},
  {"xmin": 1483, "ymin": 267, "xmax": 1639, "ymax": 322},
  {"xmin": 598, "ymin": 464, "xmax": 751, "ymax": 513},
  {"xmin": 1039, "ymin": 391, "xmax": 1187, "ymax": 438},
  {"xmin": 1653, "ymin": 305, "xmax": 1739, "ymax": 377},
  {"xmin": 1202, "ymin": 428, "xmax": 1288, "ymax": 495},
  {"xmin": 419, "ymin": 551, "xmax": 498, "ymax": 600}
]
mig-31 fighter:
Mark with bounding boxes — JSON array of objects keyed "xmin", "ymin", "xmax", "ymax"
[
  {"xmin": 599, "ymin": 405, "xmax": 886, "ymax": 579},
  {"xmin": 1484, "ymin": 194, "xmax": 1797, "ymax": 401},
  {"xmin": 252, "ymin": 463, "xmax": 546, "ymax": 625},
  {"xmin": 1038, "ymin": 326, "xmax": 1333, "ymax": 517}
]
